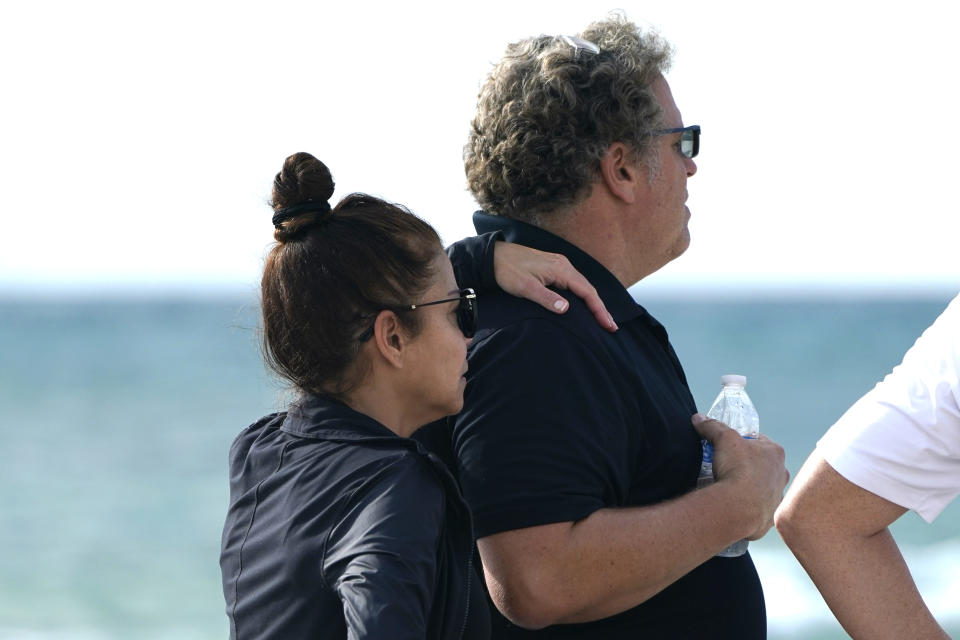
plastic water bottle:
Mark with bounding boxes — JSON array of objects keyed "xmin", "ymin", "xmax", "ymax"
[
  {"xmin": 697, "ymin": 440, "xmax": 714, "ymax": 490},
  {"xmin": 699, "ymin": 374, "xmax": 760, "ymax": 558}
]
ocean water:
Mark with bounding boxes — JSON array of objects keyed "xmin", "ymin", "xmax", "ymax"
[{"xmin": 1, "ymin": 293, "xmax": 958, "ymax": 639}]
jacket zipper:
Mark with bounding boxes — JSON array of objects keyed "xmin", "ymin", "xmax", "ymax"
[{"xmin": 458, "ymin": 550, "xmax": 473, "ymax": 640}]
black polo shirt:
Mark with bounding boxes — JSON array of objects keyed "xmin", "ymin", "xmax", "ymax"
[{"xmin": 445, "ymin": 212, "xmax": 766, "ymax": 639}]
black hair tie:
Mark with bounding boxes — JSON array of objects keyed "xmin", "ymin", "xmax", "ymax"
[{"xmin": 272, "ymin": 201, "xmax": 332, "ymax": 228}]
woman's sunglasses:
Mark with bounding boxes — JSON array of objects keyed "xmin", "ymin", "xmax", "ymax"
[{"xmin": 359, "ymin": 288, "xmax": 478, "ymax": 341}]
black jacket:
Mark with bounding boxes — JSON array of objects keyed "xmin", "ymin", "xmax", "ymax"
[{"xmin": 220, "ymin": 396, "xmax": 489, "ymax": 639}]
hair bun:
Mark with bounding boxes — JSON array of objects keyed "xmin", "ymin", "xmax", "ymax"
[{"xmin": 271, "ymin": 152, "xmax": 335, "ymax": 239}]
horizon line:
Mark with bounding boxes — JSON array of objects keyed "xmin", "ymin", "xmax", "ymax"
[{"xmin": 0, "ymin": 280, "xmax": 955, "ymax": 302}]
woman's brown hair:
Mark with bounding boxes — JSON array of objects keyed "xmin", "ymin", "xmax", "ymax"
[{"xmin": 261, "ymin": 152, "xmax": 442, "ymax": 399}]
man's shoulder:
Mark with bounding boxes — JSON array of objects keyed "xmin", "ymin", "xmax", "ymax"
[
  {"xmin": 473, "ymin": 288, "xmax": 609, "ymax": 348},
  {"xmin": 463, "ymin": 296, "xmax": 629, "ymax": 421}
]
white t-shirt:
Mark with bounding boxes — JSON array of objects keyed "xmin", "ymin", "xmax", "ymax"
[{"xmin": 817, "ymin": 294, "xmax": 960, "ymax": 523}]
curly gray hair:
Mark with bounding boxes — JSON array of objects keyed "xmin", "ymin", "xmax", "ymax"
[{"xmin": 464, "ymin": 14, "xmax": 673, "ymax": 225}]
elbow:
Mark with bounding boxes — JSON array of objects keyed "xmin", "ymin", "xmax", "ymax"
[
  {"xmin": 478, "ymin": 524, "xmax": 588, "ymax": 629},
  {"xmin": 496, "ymin": 601, "xmax": 558, "ymax": 631},
  {"xmin": 485, "ymin": 571, "xmax": 570, "ymax": 630},
  {"xmin": 772, "ymin": 504, "xmax": 792, "ymax": 541},
  {"xmin": 774, "ymin": 498, "xmax": 811, "ymax": 551}
]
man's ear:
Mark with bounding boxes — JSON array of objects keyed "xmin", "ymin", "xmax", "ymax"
[
  {"xmin": 372, "ymin": 310, "xmax": 406, "ymax": 369},
  {"xmin": 599, "ymin": 142, "xmax": 643, "ymax": 204}
]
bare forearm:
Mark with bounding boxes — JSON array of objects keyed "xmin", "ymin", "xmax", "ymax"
[
  {"xmin": 481, "ymin": 480, "xmax": 761, "ymax": 626},
  {"xmin": 776, "ymin": 454, "xmax": 948, "ymax": 639},
  {"xmin": 786, "ymin": 526, "xmax": 947, "ymax": 639},
  {"xmin": 563, "ymin": 483, "xmax": 759, "ymax": 621}
]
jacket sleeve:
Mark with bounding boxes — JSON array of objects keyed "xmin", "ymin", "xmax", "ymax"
[
  {"xmin": 323, "ymin": 454, "xmax": 445, "ymax": 640},
  {"xmin": 446, "ymin": 231, "xmax": 502, "ymax": 292}
]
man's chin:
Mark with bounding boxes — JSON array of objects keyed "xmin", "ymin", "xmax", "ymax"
[{"xmin": 669, "ymin": 228, "xmax": 692, "ymax": 260}]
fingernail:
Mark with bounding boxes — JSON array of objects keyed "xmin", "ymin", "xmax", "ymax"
[
  {"xmin": 691, "ymin": 412, "xmax": 706, "ymax": 424},
  {"xmin": 607, "ymin": 313, "xmax": 618, "ymax": 331},
  {"xmin": 554, "ymin": 299, "xmax": 568, "ymax": 312}
]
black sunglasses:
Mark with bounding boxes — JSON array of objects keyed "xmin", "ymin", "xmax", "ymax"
[
  {"xmin": 650, "ymin": 124, "xmax": 700, "ymax": 159},
  {"xmin": 359, "ymin": 288, "xmax": 478, "ymax": 341}
]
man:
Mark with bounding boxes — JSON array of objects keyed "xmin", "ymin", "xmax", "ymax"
[
  {"xmin": 775, "ymin": 294, "xmax": 959, "ymax": 639},
  {"xmin": 445, "ymin": 15, "xmax": 790, "ymax": 638}
]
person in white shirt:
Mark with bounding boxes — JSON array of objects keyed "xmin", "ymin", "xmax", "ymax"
[{"xmin": 775, "ymin": 293, "xmax": 960, "ymax": 640}]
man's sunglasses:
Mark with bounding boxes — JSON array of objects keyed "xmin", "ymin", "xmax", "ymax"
[
  {"xmin": 650, "ymin": 124, "xmax": 700, "ymax": 159},
  {"xmin": 359, "ymin": 288, "xmax": 478, "ymax": 341}
]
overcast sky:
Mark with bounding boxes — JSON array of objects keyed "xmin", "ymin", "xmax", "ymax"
[{"xmin": 2, "ymin": 0, "xmax": 957, "ymax": 295}]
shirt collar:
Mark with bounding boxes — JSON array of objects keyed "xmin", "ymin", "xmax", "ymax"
[
  {"xmin": 473, "ymin": 211, "xmax": 646, "ymax": 324},
  {"xmin": 281, "ymin": 394, "xmax": 404, "ymax": 443}
]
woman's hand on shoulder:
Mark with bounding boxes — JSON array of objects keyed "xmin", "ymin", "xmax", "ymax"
[{"xmin": 493, "ymin": 241, "xmax": 617, "ymax": 332}]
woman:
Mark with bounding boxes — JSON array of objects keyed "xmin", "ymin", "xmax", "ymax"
[{"xmin": 220, "ymin": 152, "xmax": 613, "ymax": 639}]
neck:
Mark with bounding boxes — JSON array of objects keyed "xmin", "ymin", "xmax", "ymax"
[
  {"xmin": 543, "ymin": 200, "xmax": 661, "ymax": 289},
  {"xmin": 342, "ymin": 374, "xmax": 422, "ymax": 438}
]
